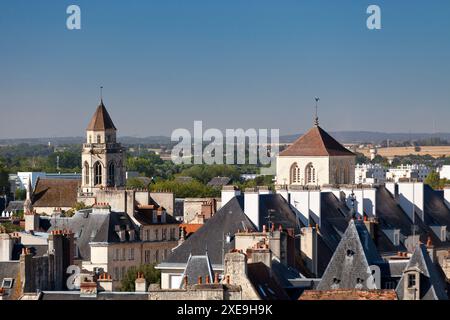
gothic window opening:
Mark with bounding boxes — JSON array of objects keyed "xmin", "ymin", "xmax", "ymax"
[
  {"xmin": 290, "ymin": 163, "xmax": 301, "ymax": 184},
  {"xmin": 108, "ymin": 162, "xmax": 115, "ymax": 186},
  {"xmin": 305, "ymin": 163, "xmax": 316, "ymax": 184},
  {"xmin": 83, "ymin": 162, "xmax": 89, "ymax": 185},
  {"xmin": 97, "ymin": 135, "xmax": 101, "ymax": 144},
  {"xmin": 94, "ymin": 162, "xmax": 102, "ymax": 185}
]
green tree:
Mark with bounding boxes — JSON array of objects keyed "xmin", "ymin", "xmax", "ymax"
[
  {"xmin": 425, "ymin": 171, "xmax": 449, "ymax": 190},
  {"xmin": 120, "ymin": 264, "xmax": 161, "ymax": 292},
  {"xmin": 15, "ymin": 189, "xmax": 26, "ymax": 200}
]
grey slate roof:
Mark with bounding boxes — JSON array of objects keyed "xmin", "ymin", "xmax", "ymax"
[
  {"xmin": 164, "ymin": 194, "xmax": 301, "ymax": 267},
  {"xmin": 207, "ymin": 177, "xmax": 231, "ymax": 187},
  {"xmin": 164, "ymin": 196, "xmax": 256, "ymax": 266},
  {"xmin": 5, "ymin": 201, "xmax": 24, "ymax": 212},
  {"xmin": 180, "ymin": 253, "xmax": 214, "ymax": 287},
  {"xmin": 0, "ymin": 261, "xmax": 20, "ymax": 299},
  {"xmin": 48, "ymin": 210, "xmax": 138, "ymax": 261},
  {"xmin": 396, "ymin": 244, "xmax": 448, "ymax": 300},
  {"xmin": 317, "ymin": 220, "xmax": 382, "ymax": 291}
]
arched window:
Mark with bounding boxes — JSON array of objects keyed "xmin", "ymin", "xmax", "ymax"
[
  {"xmin": 305, "ymin": 163, "xmax": 316, "ymax": 184},
  {"xmin": 83, "ymin": 162, "xmax": 89, "ymax": 185},
  {"xmin": 94, "ymin": 162, "xmax": 102, "ymax": 185},
  {"xmin": 108, "ymin": 162, "xmax": 115, "ymax": 186},
  {"xmin": 89, "ymin": 135, "xmax": 92, "ymax": 143},
  {"xmin": 290, "ymin": 163, "xmax": 301, "ymax": 184},
  {"xmin": 97, "ymin": 135, "xmax": 101, "ymax": 144}
]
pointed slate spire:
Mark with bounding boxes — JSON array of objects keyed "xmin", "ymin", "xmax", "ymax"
[{"xmin": 317, "ymin": 220, "xmax": 382, "ymax": 290}]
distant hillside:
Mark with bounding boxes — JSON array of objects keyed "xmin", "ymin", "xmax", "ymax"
[
  {"xmin": 280, "ymin": 131, "xmax": 450, "ymax": 144},
  {"xmin": 1, "ymin": 132, "xmax": 450, "ymax": 146}
]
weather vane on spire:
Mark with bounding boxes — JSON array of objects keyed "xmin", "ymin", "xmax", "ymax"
[
  {"xmin": 100, "ymin": 86, "xmax": 104, "ymax": 102},
  {"xmin": 314, "ymin": 97, "xmax": 320, "ymax": 126}
]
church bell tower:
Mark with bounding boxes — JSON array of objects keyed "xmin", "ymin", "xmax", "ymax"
[{"xmin": 81, "ymin": 99, "xmax": 126, "ymax": 193}]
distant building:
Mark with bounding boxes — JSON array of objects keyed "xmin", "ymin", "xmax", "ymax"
[
  {"xmin": 355, "ymin": 164, "xmax": 387, "ymax": 184},
  {"xmin": 386, "ymin": 164, "xmax": 430, "ymax": 182},
  {"xmin": 438, "ymin": 165, "xmax": 450, "ymax": 180}
]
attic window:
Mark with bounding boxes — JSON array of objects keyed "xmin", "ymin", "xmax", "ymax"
[
  {"xmin": 332, "ymin": 278, "xmax": 340, "ymax": 284},
  {"xmin": 441, "ymin": 226, "xmax": 447, "ymax": 242},
  {"xmin": 1, "ymin": 278, "xmax": 14, "ymax": 289},
  {"xmin": 346, "ymin": 249, "xmax": 355, "ymax": 257}
]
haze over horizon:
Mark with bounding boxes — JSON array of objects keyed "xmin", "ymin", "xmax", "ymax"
[{"xmin": 1, "ymin": 0, "xmax": 450, "ymax": 139}]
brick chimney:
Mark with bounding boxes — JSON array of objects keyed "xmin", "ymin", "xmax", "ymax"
[{"xmin": 97, "ymin": 273, "xmax": 113, "ymax": 292}]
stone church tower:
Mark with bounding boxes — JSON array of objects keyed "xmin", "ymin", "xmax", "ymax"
[
  {"xmin": 81, "ymin": 100, "xmax": 126, "ymax": 193},
  {"xmin": 276, "ymin": 118, "xmax": 356, "ymax": 187}
]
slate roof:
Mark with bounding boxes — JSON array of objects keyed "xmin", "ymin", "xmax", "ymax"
[
  {"xmin": 317, "ymin": 220, "xmax": 383, "ymax": 291},
  {"xmin": 247, "ymin": 262, "xmax": 290, "ymax": 300},
  {"xmin": 0, "ymin": 261, "xmax": 20, "ymax": 300},
  {"xmin": 32, "ymin": 178, "xmax": 79, "ymax": 208},
  {"xmin": 376, "ymin": 185, "xmax": 441, "ymax": 248},
  {"xmin": 5, "ymin": 201, "xmax": 24, "ymax": 212},
  {"xmin": 86, "ymin": 100, "xmax": 117, "ymax": 131},
  {"xmin": 424, "ymin": 185, "xmax": 450, "ymax": 227},
  {"xmin": 133, "ymin": 208, "xmax": 179, "ymax": 225},
  {"xmin": 163, "ymin": 194, "xmax": 301, "ymax": 267},
  {"xmin": 279, "ymin": 126, "xmax": 355, "ymax": 157},
  {"xmin": 395, "ymin": 244, "xmax": 448, "ymax": 300},
  {"xmin": 164, "ymin": 196, "xmax": 256, "ymax": 266},
  {"xmin": 180, "ymin": 253, "xmax": 214, "ymax": 288},
  {"xmin": 48, "ymin": 210, "xmax": 138, "ymax": 260},
  {"xmin": 207, "ymin": 177, "xmax": 232, "ymax": 187}
]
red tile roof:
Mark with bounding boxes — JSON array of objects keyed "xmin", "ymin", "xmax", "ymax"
[
  {"xmin": 86, "ymin": 101, "xmax": 117, "ymax": 131},
  {"xmin": 299, "ymin": 289, "xmax": 398, "ymax": 300},
  {"xmin": 279, "ymin": 126, "xmax": 355, "ymax": 157}
]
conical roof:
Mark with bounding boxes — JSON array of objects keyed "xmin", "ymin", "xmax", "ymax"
[
  {"xmin": 86, "ymin": 100, "xmax": 117, "ymax": 131},
  {"xmin": 279, "ymin": 126, "xmax": 355, "ymax": 157}
]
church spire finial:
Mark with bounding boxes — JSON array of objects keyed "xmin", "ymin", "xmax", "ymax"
[
  {"xmin": 314, "ymin": 97, "xmax": 320, "ymax": 126},
  {"xmin": 100, "ymin": 86, "xmax": 104, "ymax": 103}
]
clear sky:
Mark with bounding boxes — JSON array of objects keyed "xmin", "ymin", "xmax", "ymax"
[{"xmin": 1, "ymin": 0, "xmax": 450, "ymax": 138}]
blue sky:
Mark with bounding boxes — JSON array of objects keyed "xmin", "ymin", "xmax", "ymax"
[{"xmin": 1, "ymin": 0, "xmax": 450, "ymax": 138}]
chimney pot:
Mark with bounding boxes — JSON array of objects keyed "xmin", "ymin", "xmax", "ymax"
[
  {"xmin": 205, "ymin": 275, "xmax": 210, "ymax": 284},
  {"xmin": 214, "ymin": 273, "xmax": 219, "ymax": 284},
  {"xmin": 225, "ymin": 275, "xmax": 230, "ymax": 284},
  {"xmin": 197, "ymin": 276, "xmax": 202, "ymax": 284}
]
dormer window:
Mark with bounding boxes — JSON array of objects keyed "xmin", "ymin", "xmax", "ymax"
[{"xmin": 441, "ymin": 226, "xmax": 447, "ymax": 242}]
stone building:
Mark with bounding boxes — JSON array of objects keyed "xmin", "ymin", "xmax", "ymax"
[{"xmin": 276, "ymin": 119, "xmax": 355, "ymax": 186}]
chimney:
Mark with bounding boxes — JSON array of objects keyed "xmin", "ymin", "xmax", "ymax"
[
  {"xmin": 135, "ymin": 272, "xmax": 147, "ymax": 292},
  {"xmin": 258, "ymin": 186, "xmax": 271, "ymax": 195},
  {"xmin": 244, "ymin": 188, "xmax": 260, "ymax": 231},
  {"xmin": 289, "ymin": 187, "xmax": 321, "ymax": 227},
  {"xmin": 444, "ymin": 186, "xmax": 450, "ymax": 210},
  {"xmin": 398, "ymin": 182, "xmax": 424, "ymax": 221},
  {"xmin": 0, "ymin": 233, "xmax": 15, "ymax": 262},
  {"xmin": 363, "ymin": 217, "xmax": 379, "ymax": 244},
  {"xmin": 385, "ymin": 182, "xmax": 397, "ymax": 198},
  {"xmin": 300, "ymin": 226, "xmax": 318, "ymax": 277},
  {"xmin": 97, "ymin": 273, "xmax": 113, "ymax": 292},
  {"xmin": 221, "ymin": 186, "xmax": 241, "ymax": 207},
  {"xmin": 275, "ymin": 185, "xmax": 289, "ymax": 202},
  {"xmin": 426, "ymin": 236, "xmax": 436, "ymax": 263}
]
